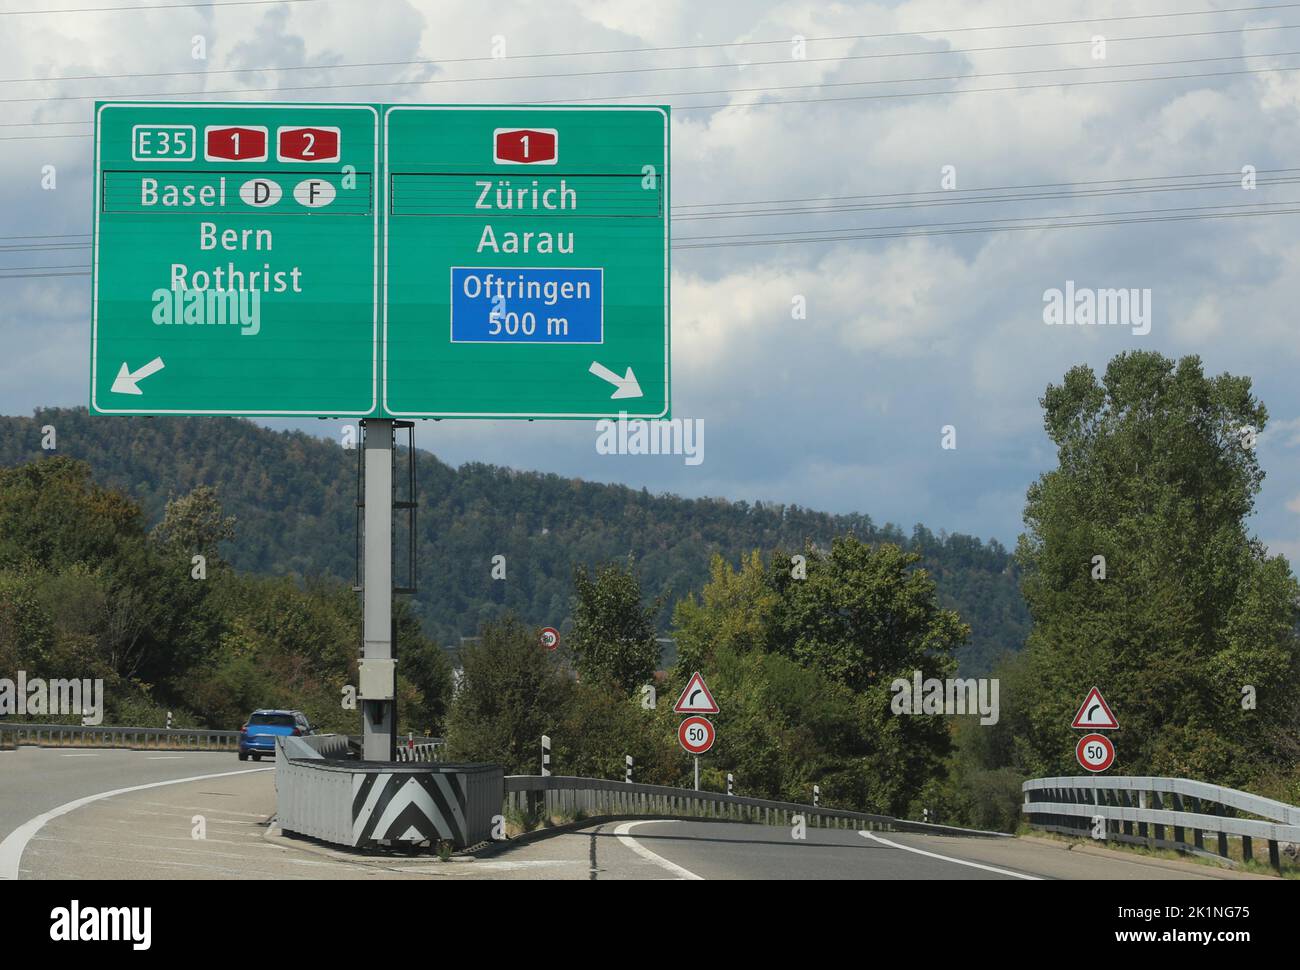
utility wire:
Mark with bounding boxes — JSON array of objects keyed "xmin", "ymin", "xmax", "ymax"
[
  {"xmin": 2, "ymin": 29, "xmax": 1296, "ymax": 109},
  {"xmin": 0, "ymin": 21, "xmax": 1289, "ymax": 89},
  {"xmin": 6, "ymin": 199, "xmax": 1300, "ymax": 274},
  {"xmin": 1, "ymin": 0, "xmax": 322, "ymax": 14},
  {"xmin": 3, "ymin": 56, "xmax": 1299, "ymax": 141}
]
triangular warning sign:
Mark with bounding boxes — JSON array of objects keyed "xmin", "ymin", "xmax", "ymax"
[
  {"xmin": 1071, "ymin": 686, "xmax": 1118, "ymax": 730},
  {"xmin": 673, "ymin": 671, "xmax": 719, "ymax": 714}
]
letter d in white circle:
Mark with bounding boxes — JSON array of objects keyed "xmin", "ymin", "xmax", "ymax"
[
  {"xmin": 240, "ymin": 178, "xmax": 282, "ymax": 207},
  {"xmin": 294, "ymin": 179, "xmax": 335, "ymax": 208}
]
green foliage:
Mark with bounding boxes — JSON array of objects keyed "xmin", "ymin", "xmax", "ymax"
[
  {"xmin": 151, "ymin": 484, "xmax": 237, "ymax": 563},
  {"xmin": 443, "ymin": 614, "xmax": 573, "ymax": 772},
  {"xmin": 0, "ymin": 458, "xmax": 451, "ymax": 735},
  {"xmin": 568, "ymin": 560, "xmax": 661, "ymax": 694},
  {"xmin": 768, "ymin": 538, "xmax": 968, "ymax": 694},
  {"xmin": 990, "ymin": 352, "xmax": 1300, "ymax": 790},
  {"xmin": 673, "ymin": 551, "xmax": 776, "ymax": 672},
  {"xmin": 0, "ymin": 408, "xmax": 1028, "ymax": 676},
  {"xmin": 665, "ymin": 537, "xmax": 968, "ymax": 815}
]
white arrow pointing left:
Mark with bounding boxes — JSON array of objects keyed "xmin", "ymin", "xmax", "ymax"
[{"xmin": 111, "ymin": 357, "xmax": 165, "ymax": 395}]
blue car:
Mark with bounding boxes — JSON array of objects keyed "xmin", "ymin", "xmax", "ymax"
[{"xmin": 238, "ymin": 710, "xmax": 313, "ymax": 761}]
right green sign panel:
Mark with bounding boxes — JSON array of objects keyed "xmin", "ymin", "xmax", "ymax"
[{"xmin": 382, "ymin": 105, "xmax": 670, "ymax": 419}]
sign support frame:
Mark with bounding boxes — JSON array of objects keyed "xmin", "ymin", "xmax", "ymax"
[{"xmin": 360, "ymin": 419, "xmax": 395, "ymax": 761}]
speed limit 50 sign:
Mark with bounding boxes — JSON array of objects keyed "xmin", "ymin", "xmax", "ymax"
[
  {"xmin": 1076, "ymin": 733, "xmax": 1116, "ymax": 773},
  {"xmin": 678, "ymin": 716, "xmax": 715, "ymax": 755}
]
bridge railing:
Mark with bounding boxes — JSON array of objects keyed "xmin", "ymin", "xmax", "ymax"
[
  {"xmin": 504, "ymin": 775, "xmax": 1009, "ymax": 838},
  {"xmin": 0, "ymin": 721, "xmax": 239, "ymax": 751},
  {"xmin": 1022, "ymin": 775, "xmax": 1300, "ymax": 871},
  {"xmin": 393, "ymin": 738, "xmax": 446, "ymax": 763}
]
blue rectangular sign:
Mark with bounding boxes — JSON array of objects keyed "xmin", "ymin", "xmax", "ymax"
[{"xmin": 450, "ymin": 266, "xmax": 603, "ymax": 344}]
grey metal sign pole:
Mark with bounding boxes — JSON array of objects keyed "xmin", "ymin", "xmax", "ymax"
[{"xmin": 362, "ymin": 420, "xmax": 395, "ymax": 761}]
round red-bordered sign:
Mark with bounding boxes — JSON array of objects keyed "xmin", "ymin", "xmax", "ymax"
[
  {"xmin": 539, "ymin": 627, "xmax": 560, "ymax": 651},
  {"xmin": 1076, "ymin": 733, "xmax": 1115, "ymax": 773},
  {"xmin": 678, "ymin": 715, "xmax": 715, "ymax": 755}
]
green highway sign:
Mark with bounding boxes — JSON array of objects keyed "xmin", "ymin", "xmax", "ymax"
[
  {"xmin": 90, "ymin": 102, "xmax": 669, "ymax": 420},
  {"xmin": 91, "ymin": 102, "xmax": 381, "ymax": 416},
  {"xmin": 382, "ymin": 105, "xmax": 669, "ymax": 419}
]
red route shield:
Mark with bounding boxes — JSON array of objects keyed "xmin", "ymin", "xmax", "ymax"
[
  {"xmin": 204, "ymin": 126, "xmax": 267, "ymax": 161},
  {"xmin": 494, "ymin": 127, "xmax": 557, "ymax": 164},
  {"xmin": 278, "ymin": 126, "xmax": 340, "ymax": 162}
]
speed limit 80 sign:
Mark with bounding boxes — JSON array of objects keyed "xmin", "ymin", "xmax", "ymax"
[
  {"xmin": 678, "ymin": 716, "xmax": 715, "ymax": 755},
  {"xmin": 1076, "ymin": 733, "xmax": 1116, "ymax": 773}
]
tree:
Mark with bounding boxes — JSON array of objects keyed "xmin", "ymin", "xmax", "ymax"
[
  {"xmin": 672, "ymin": 551, "xmax": 777, "ymax": 672},
  {"xmin": 1004, "ymin": 351, "xmax": 1300, "ymax": 785},
  {"xmin": 768, "ymin": 537, "xmax": 968, "ymax": 695},
  {"xmin": 568, "ymin": 560, "xmax": 661, "ymax": 694},
  {"xmin": 443, "ymin": 614, "xmax": 573, "ymax": 772},
  {"xmin": 0, "ymin": 457, "xmax": 142, "ymax": 572},
  {"xmin": 669, "ymin": 538, "xmax": 969, "ymax": 814},
  {"xmin": 151, "ymin": 485, "xmax": 237, "ymax": 564}
]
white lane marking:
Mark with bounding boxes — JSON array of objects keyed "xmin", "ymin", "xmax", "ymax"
[
  {"xmin": 146, "ymin": 756, "xmax": 186, "ymax": 760},
  {"xmin": 860, "ymin": 831, "xmax": 1042, "ymax": 880},
  {"xmin": 0, "ymin": 766, "xmax": 272, "ymax": 880},
  {"xmin": 61, "ymin": 754, "xmax": 98, "ymax": 758},
  {"xmin": 613, "ymin": 820, "xmax": 704, "ymax": 880}
]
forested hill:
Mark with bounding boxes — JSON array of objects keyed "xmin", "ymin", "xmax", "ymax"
[{"xmin": 1, "ymin": 408, "xmax": 1029, "ymax": 674}]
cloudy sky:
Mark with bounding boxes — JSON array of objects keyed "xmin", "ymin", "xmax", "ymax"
[{"xmin": 4, "ymin": 0, "xmax": 1300, "ymax": 562}]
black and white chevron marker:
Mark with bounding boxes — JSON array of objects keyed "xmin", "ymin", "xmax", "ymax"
[
  {"xmin": 541, "ymin": 734, "xmax": 551, "ymax": 777},
  {"xmin": 625, "ymin": 754, "xmax": 633, "ymax": 783},
  {"xmin": 351, "ymin": 771, "xmax": 467, "ymax": 847},
  {"xmin": 813, "ymin": 784, "xmax": 820, "ymax": 807},
  {"xmin": 727, "ymin": 772, "xmax": 734, "ymax": 796}
]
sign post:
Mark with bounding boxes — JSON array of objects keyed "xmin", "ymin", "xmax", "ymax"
[
  {"xmin": 1070, "ymin": 686, "xmax": 1117, "ymax": 774},
  {"xmin": 381, "ymin": 105, "xmax": 670, "ymax": 420},
  {"xmin": 91, "ymin": 102, "xmax": 381, "ymax": 416},
  {"xmin": 91, "ymin": 101, "xmax": 672, "ymax": 765},
  {"xmin": 675, "ymin": 672, "xmax": 718, "ymax": 790},
  {"xmin": 1071, "ymin": 686, "xmax": 1119, "ymax": 730},
  {"xmin": 360, "ymin": 420, "xmax": 394, "ymax": 761},
  {"xmin": 1076, "ymin": 733, "xmax": 1116, "ymax": 772}
]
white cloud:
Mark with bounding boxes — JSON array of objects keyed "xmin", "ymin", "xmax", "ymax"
[{"xmin": 5, "ymin": 0, "xmax": 1300, "ymax": 552}]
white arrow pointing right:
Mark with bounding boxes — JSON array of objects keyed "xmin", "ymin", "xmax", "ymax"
[
  {"xmin": 589, "ymin": 361, "xmax": 643, "ymax": 399},
  {"xmin": 110, "ymin": 357, "xmax": 165, "ymax": 395}
]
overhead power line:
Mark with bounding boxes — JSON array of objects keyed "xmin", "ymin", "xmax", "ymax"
[
  {"xmin": 0, "ymin": 21, "xmax": 1289, "ymax": 88},
  {"xmin": 1, "ymin": 0, "xmax": 322, "ymax": 14},
  {"xmin": 11, "ymin": 0, "xmax": 1287, "ymax": 38},
  {"xmin": 6, "ymin": 170, "xmax": 1293, "ymax": 257},
  {"xmin": 672, "ymin": 199, "xmax": 1300, "ymax": 248},
  {"xmin": 669, "ymin": 61, "xmax": 1300, "ymax": 112},
  {"xmin": 5, "ymin": 199, "xmax": 1299, "ymax": 277},
  {"xmin": 2, "ymin": 165, "xmax": 1295, "ymax": 253},
  {"xmin": 3, "ymin": 51, "xmax": 1300, "ymax": 140}
]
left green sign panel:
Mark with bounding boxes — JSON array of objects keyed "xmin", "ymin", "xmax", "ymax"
[{"xmin": 91, "ymin": 102, "xmax": 380, "ymax": 415}]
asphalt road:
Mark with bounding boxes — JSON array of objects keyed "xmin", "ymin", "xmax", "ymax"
[
  {"xmin": 600, "ymin": 819, "xmax": 1246, "ymax": 880},
  {"xmin": 0, "ymin": 746, "xmax": 271, "ymax": 879},
  {"xmin": 0, "ymin": 746, "xmax": 1269, "ymax": 880}
]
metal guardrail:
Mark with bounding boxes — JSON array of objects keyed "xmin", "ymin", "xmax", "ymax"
[
  {"xmin": 0, "ymin": 721, "xmax": 239, "ymax": 751},
  {"xmin": 394, "ymin": 740, "xmax": 446, "ymax": 763},
  {"xmin": 1023, "ymin": 775, "xmax": 1300, "ymax": 871},
  {"xmin": 504, "ymin": 775, "xmax": 1010, "ymax": 838},
  {"xmin": 276, "ymin": 735, "xmax": 500, "ymax": 849}
]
